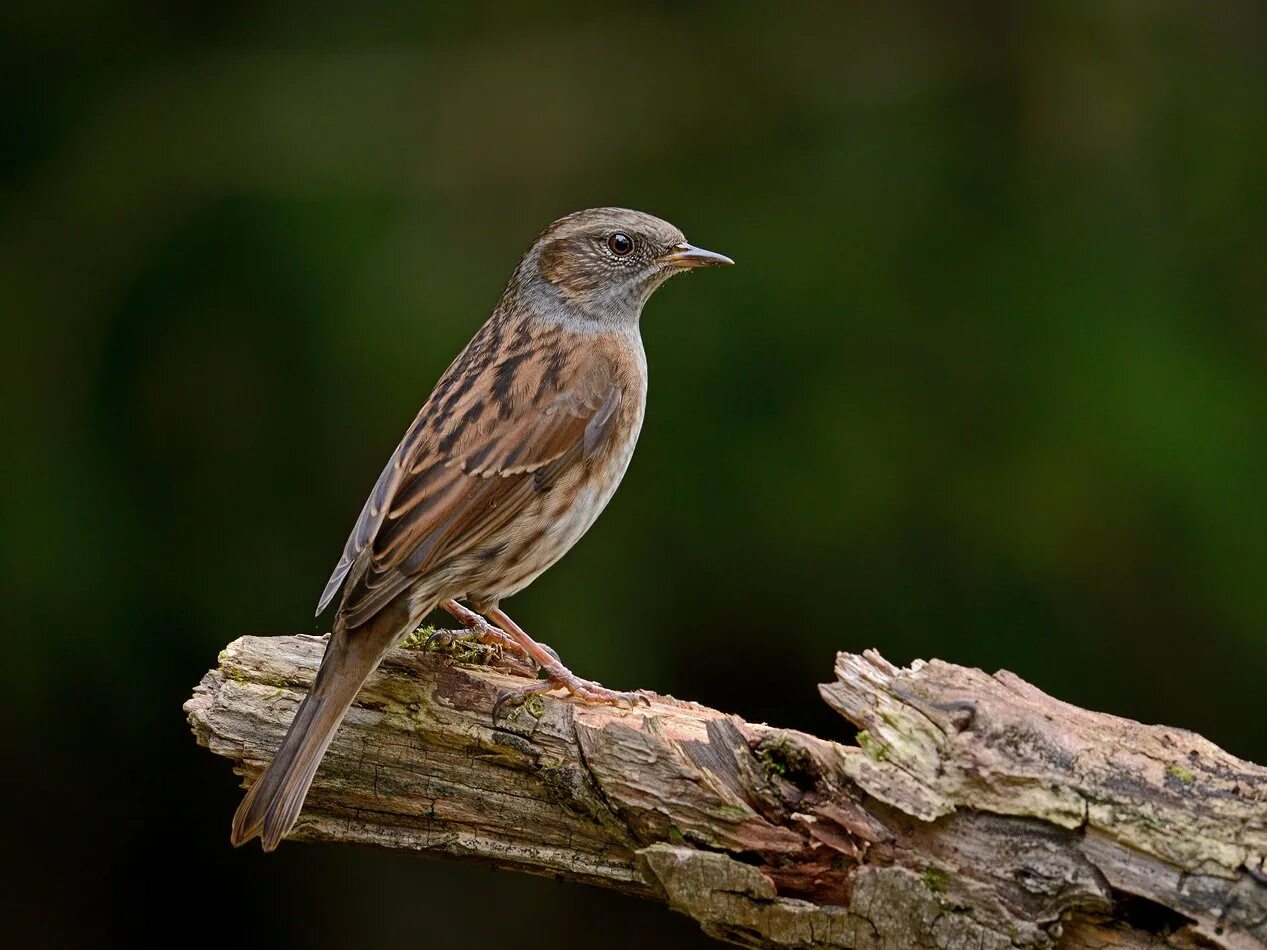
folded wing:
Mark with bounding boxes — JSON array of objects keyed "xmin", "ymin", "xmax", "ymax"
[{"xmin": 317, "ymin": 334, "xmax": 623, "ymax": 630}]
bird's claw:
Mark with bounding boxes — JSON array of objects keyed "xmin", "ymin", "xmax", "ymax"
[
  {"xmin": 491, "ymin": 675, "xmax": 652, "ymax": 722},
  {"xmin": 426, "ymin": 624, "xmax": 526, "ymax": 660},
  {"xmin": 492, "ymin": 682, "xmax": 553, "ymax": 722},
  {"xmin": 423, "ymin": 629, "xmax": 459, "ymax": 650},
  {"xmin": 435, "ymin": 607, "xmax": 562, "ymax": 663},
  {"xmin": 418, "ymin": 627, "xmax": 538, "ymax": 678}
]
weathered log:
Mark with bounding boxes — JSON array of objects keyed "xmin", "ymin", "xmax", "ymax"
[{"xmin": 185, "ymin": 633, "xmax": 1267, "ymax": 949}]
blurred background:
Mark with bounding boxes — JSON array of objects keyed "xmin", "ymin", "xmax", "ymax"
[{"xmin": 4, "ymin": 2, "xmax": 1266, "ymax": 946}]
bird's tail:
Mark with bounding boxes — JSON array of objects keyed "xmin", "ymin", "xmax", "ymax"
[{"xmin": 230, "ymin": 602, "xmax": 411, "ymax": 851}]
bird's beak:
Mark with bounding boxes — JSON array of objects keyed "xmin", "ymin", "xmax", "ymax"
[{"xmin": 662, "ymin": 241, "xmax": 735, "ymax": 269}]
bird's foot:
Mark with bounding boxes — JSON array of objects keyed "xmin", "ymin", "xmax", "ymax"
[
  {"xmin": 424, "ymin": 624, "xmax": 520, "ymax": 656},
  {"xmin": 433, "ymin": 601, "xmax": 527, "ymax": 655},
  {"xmin": 428, "ymin": 600, "xmax": 562, "ymax": 678},
  {"xmin": 438, "ymin": 600, "xmax": 560, "ymax": 662},
  {"xmin": 419, "ymin": 628, "xmax": 500, "ymax": 667},
  {"xmin": 493, "ymin": 662, "xmax": 651, "ymax": 721}
]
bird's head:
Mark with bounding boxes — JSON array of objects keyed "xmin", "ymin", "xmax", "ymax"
[{"xmin": 516, "ymin": 207, "xmax": 732, "ymax": 324}]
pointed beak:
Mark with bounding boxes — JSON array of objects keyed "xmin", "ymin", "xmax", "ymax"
[{"xmin": 662, "ymin": 241, "xmax": 735, "ymax": 269}]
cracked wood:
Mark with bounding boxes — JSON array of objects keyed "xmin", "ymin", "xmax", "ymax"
[{"xmin": 186, "ymin": 636, "xmax": 1267, "ymax": 949}]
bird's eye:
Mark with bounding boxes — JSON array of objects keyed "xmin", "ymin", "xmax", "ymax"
[{"xmin": 608, "ymin": 232, "xmax": 633, "ymax": 256}]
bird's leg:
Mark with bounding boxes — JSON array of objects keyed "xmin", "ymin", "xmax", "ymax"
[
  {"xmin": 486, "ymin": 607, "xmax": 649, "ymax": 718},
  {"xmin": 427, "ymin": 600, "xmax": 527, "ymax": 657}
]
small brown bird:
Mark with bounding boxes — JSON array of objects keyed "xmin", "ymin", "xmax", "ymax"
[{"xmin": 231, "ymin": 208, "xmax": 732, "ymax": 850}]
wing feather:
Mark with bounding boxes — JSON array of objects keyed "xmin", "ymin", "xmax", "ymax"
[{"xmin": 319, "ymin": 323, "xmax": 625, "ymax": 629}]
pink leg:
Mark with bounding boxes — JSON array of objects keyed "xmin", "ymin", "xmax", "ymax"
[
  {"xmin": 435, "ymin": 599, "xmax": 525, "ymax": 654},
  {"xmin": 486, "ymin": 607, "xmax": 649, "ymax": 717}
]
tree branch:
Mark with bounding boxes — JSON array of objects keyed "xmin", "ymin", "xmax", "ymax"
[{"xmin": 185, "ymin": 634, "xmax": 1267, "ymax": 949}]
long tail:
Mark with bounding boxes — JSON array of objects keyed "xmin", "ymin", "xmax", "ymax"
[{"xmin": 230, "ymin": 603, "xmax": 411, "ymax": 851}]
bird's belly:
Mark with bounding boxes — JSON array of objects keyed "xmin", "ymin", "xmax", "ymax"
[{"xmin": 462, "ymin": 413, "xmax": 642, "ymax": 606}]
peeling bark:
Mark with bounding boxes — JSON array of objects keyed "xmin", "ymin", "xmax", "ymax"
[{"xmin": 186, "ymin": 636, "xmax": 1267, "ymax": 949}]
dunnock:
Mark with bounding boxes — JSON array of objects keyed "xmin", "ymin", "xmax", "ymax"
[{"xmin": 231, "ymin": 208, "xmax": 731, "ymax": 850}]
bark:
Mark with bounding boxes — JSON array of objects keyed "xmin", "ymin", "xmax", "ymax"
[{"xmin": 185, "ymin": 633, "xmax": 1267, "ymax": 949}]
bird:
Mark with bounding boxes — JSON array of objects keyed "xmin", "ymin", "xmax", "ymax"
[{"xmin": 230, "ymin": 207, "xmax": 732, "ymax": 851}]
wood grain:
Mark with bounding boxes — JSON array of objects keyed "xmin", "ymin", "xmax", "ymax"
[{"xmin": 186, "ymin": 636, "xmax": 1267, "ymax": 949}]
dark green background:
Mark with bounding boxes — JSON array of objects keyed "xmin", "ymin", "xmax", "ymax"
[{"xmin": 4, "ymin": 3, "xmax": 1265, "ymax": 947}]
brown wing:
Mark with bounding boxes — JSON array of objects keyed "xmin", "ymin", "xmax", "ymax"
[{"xmin": 318, "ymin": 323, "xmax": 624, "ymax": 629}]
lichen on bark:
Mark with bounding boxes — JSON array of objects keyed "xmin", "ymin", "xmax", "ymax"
[{"xmin": 186, "ymin": 637, "xmax": 1267, "ymax": 949}]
